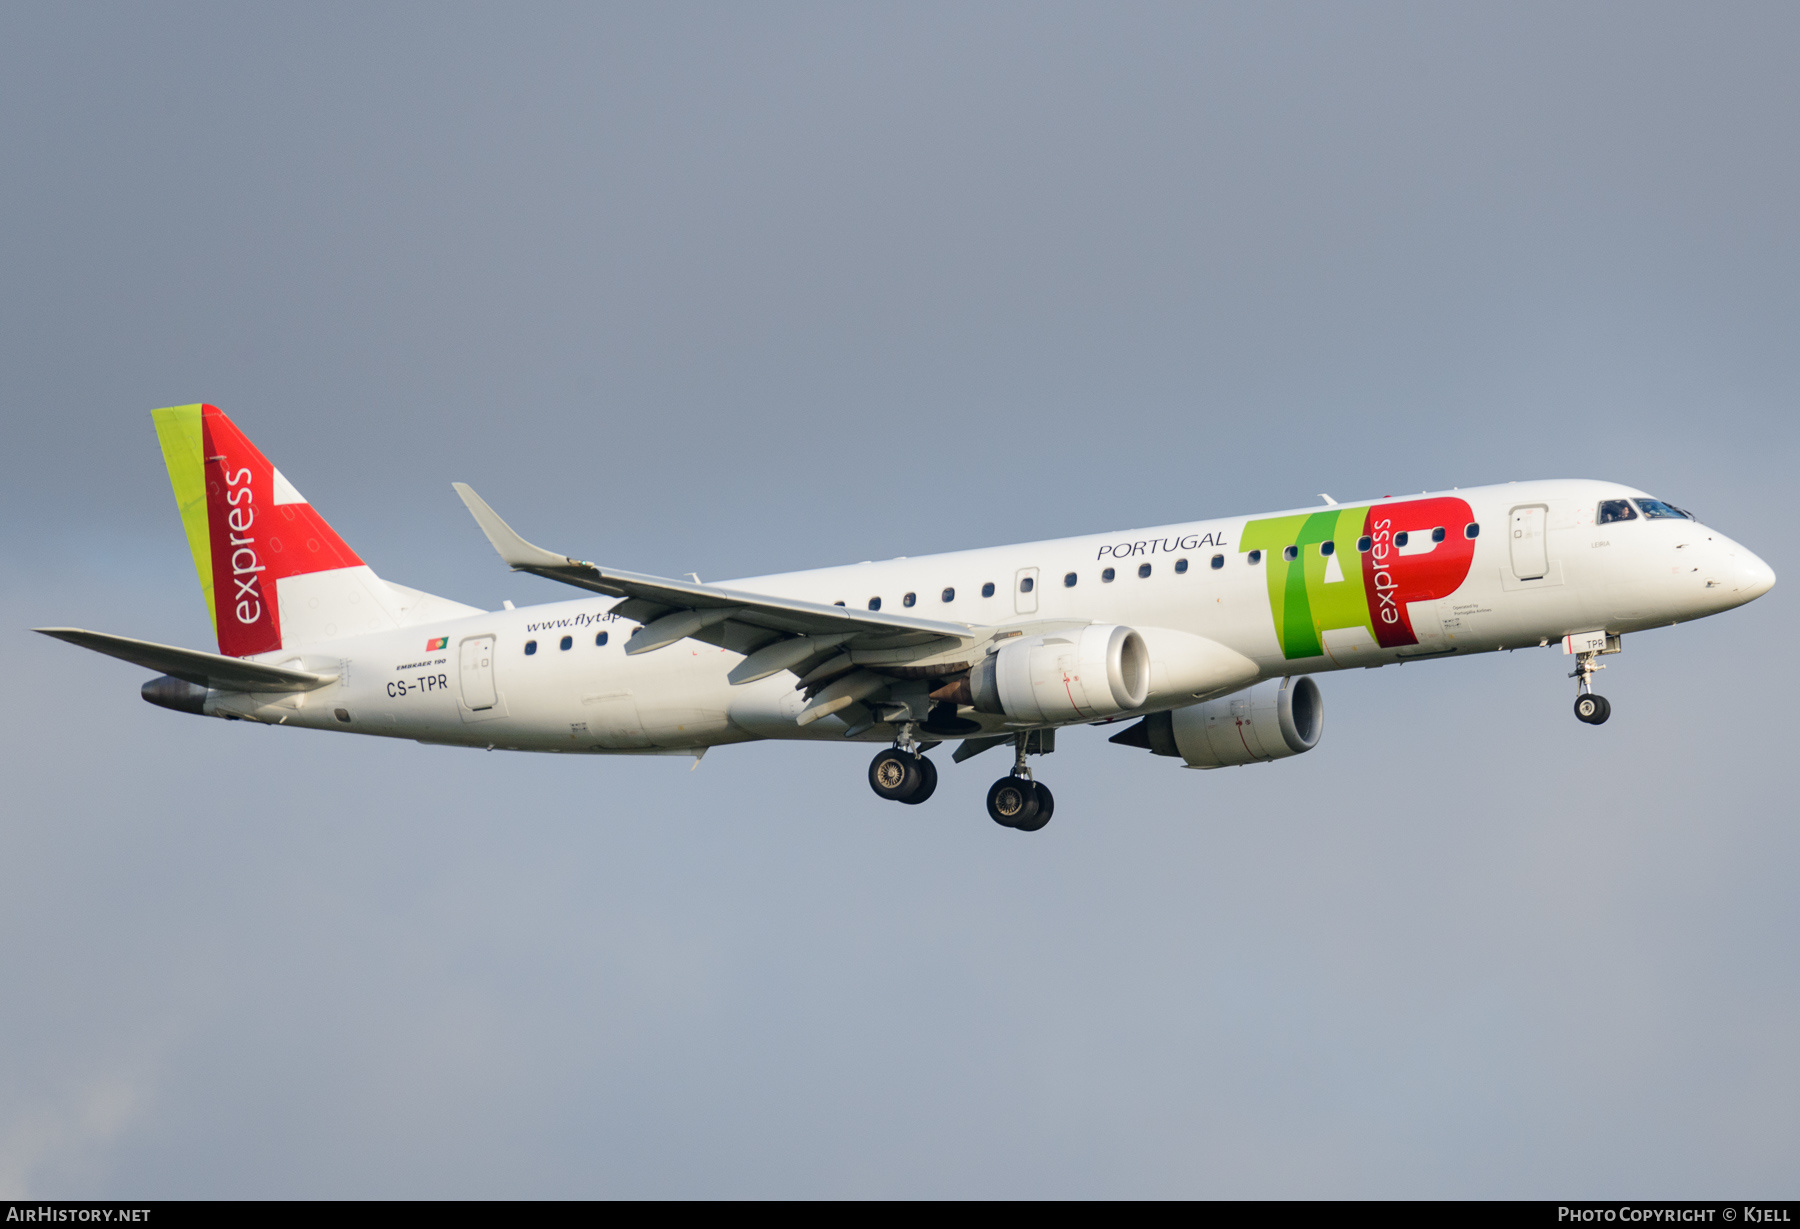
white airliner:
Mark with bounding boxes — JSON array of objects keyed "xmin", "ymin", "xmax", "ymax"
[{"xmin": 40, "ymin": 405, "xmax": 1776, "ymax": 831}]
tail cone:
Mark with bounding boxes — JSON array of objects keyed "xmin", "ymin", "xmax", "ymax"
[{"xmin": 142, "ymin": 674, "xmax": 208, "ymax": 714}]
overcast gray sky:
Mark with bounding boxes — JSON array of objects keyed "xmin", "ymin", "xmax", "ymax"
[{"xmin": 2, "ymin": 1, "xmax": 1796, "ymax": 1197}]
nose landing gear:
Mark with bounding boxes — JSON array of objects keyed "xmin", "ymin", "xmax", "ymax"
[
  {"xmin": 987, "ymin": 731, "xmax": 1054, "ymax": 832},
  {"xmin": 1569, "ymin": 639, "xmax": 1615, "ymax": 725}
]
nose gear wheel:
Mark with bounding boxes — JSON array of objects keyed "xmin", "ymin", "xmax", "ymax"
[{"xmin": 1574, "ymin": 694, "xmax": 1611, "ymax": 724}]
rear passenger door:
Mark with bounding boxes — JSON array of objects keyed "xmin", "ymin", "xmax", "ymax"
[{"xmin": 458, "ymin": 635, "xmax": 505, "ymax": 722}]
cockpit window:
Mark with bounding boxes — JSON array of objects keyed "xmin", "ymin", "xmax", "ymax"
[
  {"xmin": 1597, "ymin": 499, "xmax": 1638, "ymax": 524},
  {"xmin": 1636, "ymin": 498, "xmax": 1693, "ymax": 520}
]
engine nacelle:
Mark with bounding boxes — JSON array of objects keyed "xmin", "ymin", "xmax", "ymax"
[
  {"xmin": 970, "ymin": 624, "xmax": 1150, "ymax": 723},
  {"xmin": 1114, "ymin": 676, "xmax": 1323, "ymax": 768}
]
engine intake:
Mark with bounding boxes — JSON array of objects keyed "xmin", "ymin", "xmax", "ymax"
[
  {"xmin": 1111, "ymin": 676, "xmax": 1322, "ymax": 768},
  {"xmin": 968, "ymin": 624, "xmax": 1150, "ymax": 723}
]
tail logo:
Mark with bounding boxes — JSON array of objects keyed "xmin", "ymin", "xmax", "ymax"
[{"xmin": 153, "ymin": 404, "xmax": 364, "ymax": 657}]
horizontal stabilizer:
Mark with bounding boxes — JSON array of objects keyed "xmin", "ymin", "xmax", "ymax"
[{"xmin": 34, "ymin": 628, "xmax": 337, "ymax": 693}]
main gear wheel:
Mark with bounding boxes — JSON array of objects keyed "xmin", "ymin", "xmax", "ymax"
[{"xmin": 987, "ymin": 776, "xmax": 1052, "ymax": 830}]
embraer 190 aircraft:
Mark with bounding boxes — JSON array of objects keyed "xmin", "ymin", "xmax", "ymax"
[{"xmin": 40, "ymin": 405, "xmax": 1776, "ymax": 832}]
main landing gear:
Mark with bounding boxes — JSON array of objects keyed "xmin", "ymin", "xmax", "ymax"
[
  {"xmin": 1570, "ymin": 643, "xmax": 1613, "ymax": 725},
  {"xmin": 865, "ymin": 726, "xmax": 1056, "ymax": 832},
  {"xmin": 987, "ymin": 732, "xmax": 1053, "ymax": 833},
  {"xmin": 869, "ymin": 746, "xmax": 938, "ymax": 804},
  {"xmin": 868, "ymin": 723, "xmax": 937, "ymax": 805}
]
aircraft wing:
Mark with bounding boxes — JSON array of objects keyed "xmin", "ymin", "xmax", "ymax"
[
  {"xmin": 453, "ymin": 484, "xmax": 979, "ymax": 669},
  {"xmin": 34, "ymin": 628, "xmax": 338, "ymax": 693}
]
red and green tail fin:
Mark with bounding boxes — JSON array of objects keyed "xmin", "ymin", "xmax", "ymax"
[{"xmin": 151, "ymin": 404, "xmax": 364, "ymax": 657}]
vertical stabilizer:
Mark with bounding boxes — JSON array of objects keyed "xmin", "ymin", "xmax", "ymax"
[
  {"xmin": 152, "ymin": 404, "xmax": 364, "ymax": 655},
  {"xmin": 150, "ymin": 404, "xmax": 479, "ymax": 657}
]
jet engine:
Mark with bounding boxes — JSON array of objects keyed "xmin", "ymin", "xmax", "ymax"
[
  {"xmin": 967, "ymin": 624, "xmax": 1150, "ymax": 724},
  {"xmin": 1110, "ymin": 676, "xmax": 1322, "ymax": 768}
]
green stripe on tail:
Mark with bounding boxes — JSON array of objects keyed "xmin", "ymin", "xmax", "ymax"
[{"xmin": 151, "ymin": 404, "xmax": 216, "ymax": 633}]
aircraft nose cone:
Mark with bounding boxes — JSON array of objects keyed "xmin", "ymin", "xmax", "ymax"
[{"xmin": 1737, "ymin": 551, "xmax": 1776, "ymax": 599}]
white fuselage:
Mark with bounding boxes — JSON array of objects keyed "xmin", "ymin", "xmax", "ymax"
[{"xmin": 209, "ymin": 479, "xmax": 1774, "ymax": 754}]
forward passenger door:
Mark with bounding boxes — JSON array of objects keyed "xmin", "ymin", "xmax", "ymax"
[{"xmin": 1509, "ymin": 505, "xmax": 1548, "ymax": 580}]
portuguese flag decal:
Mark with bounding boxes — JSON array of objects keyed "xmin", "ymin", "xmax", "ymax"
[{"xmin": 426, "ymin": 636, "xmax": 449, "ymax": 652}]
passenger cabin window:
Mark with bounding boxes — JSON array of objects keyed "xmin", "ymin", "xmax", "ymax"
[
  {"xmin": 1597, "ymin": 499, "xmax": 1637, "ymax": 524},
  {"xmin": 1282, "ymin": 546, "xmax": 1298, "ymax": 562},
  {"xmin": 1138, "ymin": 563, "xmax": 1152, "ymax": 578},
  {"xmin": 1395, "ymin": 531, "xmax": 1410, "ymax": 547},
  {"xmin": 1064, "ymin": 572, "xmax": 1078, "ymax": 587},
  {"xmin": 1464, "ymin": 523, "xmax": 1480, "ymax": 539},
  {"xmin": 1319, "ymin": 541, "xmax": 1335, "ymax": 557},
  {"xmin": 1174, "ymin": 558, "xmax": 1188, "ymax": 574},
  {"xmin": 559, "ymin": 635, "xmax": 573, "ymax": 651},
  {"xmin": 524, "ymin": 640, "xmax": 538, "ymax": 655},
  {"xmin": 1019, "ymin": 576, "xmax": 1034, "ymax": 593},
  {"xmin": 1211, "ymin": 554, "xmax": 1225, "ymax": 569},
  {"xmin": 1247, "ymin": 550, "xmax": 1262, "ymax": 565},
  {"xmin": 903, "ymin": 592, "xmax": 916, "ymax": 607},
  {"xmin": 868, "ymin": 596, "xmax": 881, "ymax": 611},
  {"xmin": 595, "ymin": 631, "xmax": 608, "ymax": 646},
  {"xmin": 1431, "ymin": 526, "xmax": 1446, "ymax": 543},
  {"xmin": 1357, "ymin": 536, "xmax": 1372, "ymax": 552},
  {"xmin": 941, "ymin": 588, "xmax": 955, "ymax": 602},
  {"xmin": 1637, "ymin": 498, "xmax": 1692, "ymax": 520},
  {"xmin": 1102, "ymin": 567, "xmax": 1116, "ymax": 582},
  {"xmin": 981, "ymin": 582, "xmax": 995, "ymax": 598}
]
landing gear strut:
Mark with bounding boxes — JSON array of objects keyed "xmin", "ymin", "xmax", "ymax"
[
  {"xmin": 867, "ymin": 723, "xmax": 938, "ymax": 805},
  {"xmin": 987, "ymin": 732, "xmax": 1053, "ymax": 832},
  {"xmin": 1570, "ymin": 648, "xmax": 1611, "ymax": 725}
]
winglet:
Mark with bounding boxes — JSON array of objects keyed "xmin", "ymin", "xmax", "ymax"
[{"xmin": 452, "ymin": 483, "xmax": 584, "ymax": 571}]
